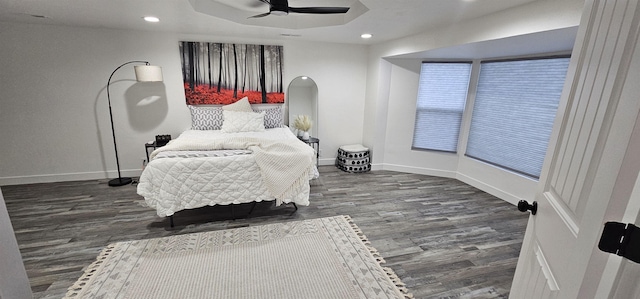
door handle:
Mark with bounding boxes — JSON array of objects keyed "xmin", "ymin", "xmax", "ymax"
[{"xmin": 518, "ymin": 200, "xmax": 537, "ymax": 215}]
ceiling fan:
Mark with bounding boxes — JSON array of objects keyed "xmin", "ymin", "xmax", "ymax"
[{"xmin": 250, "ymin": 0, "xmax": 350, "ymax": 18}]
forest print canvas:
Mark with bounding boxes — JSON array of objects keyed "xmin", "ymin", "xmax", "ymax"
[{"xmin": 179, "ymin": 42, "xmax": 284, "ymax": 105}]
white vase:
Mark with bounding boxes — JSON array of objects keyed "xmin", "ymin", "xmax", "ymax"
[
  {"xmin": 297, "ymin": 129, "xmax": 303, "ymax": 137},
  {"xmin": 302, "ymin": 131, "xmax": 310, "ymax": 140}
]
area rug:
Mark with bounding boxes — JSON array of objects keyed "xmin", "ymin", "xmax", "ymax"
[{"xmin": 64, "ymin": 215, "xmax": 412, "ymax": 299}]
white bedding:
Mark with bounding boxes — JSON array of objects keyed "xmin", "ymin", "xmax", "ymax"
[{"xmin": 137, "ymin": 128, "xmax": 318, "ymax": 217}]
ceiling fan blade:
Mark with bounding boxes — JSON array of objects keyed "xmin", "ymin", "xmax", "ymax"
[
  {"xmin": 249, "ymin": 12, "xmax": 272, "ymax": 18},
  {"xmin": 288, "ymin": 7, "xmax": 349, "ymax": 14},
  {"xmin": 247, "ymin": 0, "xmax": 270, "ymax": 8}
]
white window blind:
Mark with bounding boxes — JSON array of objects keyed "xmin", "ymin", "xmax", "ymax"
[
  {"xmin": 412, "ymin": 62, "xmax": 472, "ymax": 152},
  {"xmin": 466, "ymin": 57, "xmax": 570, "ymax": 178}
]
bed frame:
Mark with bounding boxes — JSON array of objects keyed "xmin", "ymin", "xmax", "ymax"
[{"xmin": 167, "ymin": 201, "xmax": 298, "ymax": 227}]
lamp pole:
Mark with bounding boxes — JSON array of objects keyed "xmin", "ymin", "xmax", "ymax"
[{"xmin": 106, "ymin": 61, "xmax": 149, "ymax": 187}]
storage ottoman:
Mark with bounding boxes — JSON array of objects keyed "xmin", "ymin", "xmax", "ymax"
[{"xmin": 336, "ymin": 144, "xmax": 371, "ymax": 173}]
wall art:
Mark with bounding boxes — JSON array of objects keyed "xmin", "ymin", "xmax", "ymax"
[{"xmin": 179, "ymin": 41, "xmax": 284, "ymax": 105}]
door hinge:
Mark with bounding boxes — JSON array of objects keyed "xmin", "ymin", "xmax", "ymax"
[{"xmin": 598, "ymin": 222, "xmax": 640, "ymax": 264}]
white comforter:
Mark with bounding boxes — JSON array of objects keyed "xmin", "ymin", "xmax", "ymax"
[{"xmin": 137, "ymin": 128, "xmax": 318, "ymax": 217}]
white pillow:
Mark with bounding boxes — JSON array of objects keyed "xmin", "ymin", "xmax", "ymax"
[
  {"xmin": 221, "ymin": 110, "xmax": 266, "ymax": 133},
  {"xmin": 222, "ymin": 97, "xmax": 253, "ymax": 112}
]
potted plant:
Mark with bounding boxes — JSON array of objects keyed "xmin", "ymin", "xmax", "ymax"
[{"xmin": 293, "ymin": 115, "xmax": 312, "ymax": 140}]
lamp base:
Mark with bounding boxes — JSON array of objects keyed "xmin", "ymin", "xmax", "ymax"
[{"xmin": 108, "ymin": 177, "xmax": 133, "ymax": 187}]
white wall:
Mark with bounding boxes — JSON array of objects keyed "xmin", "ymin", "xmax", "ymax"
[
  {"xmin": 283, "ymin": 40, "xmax": 368, "ymax": 164},
  {"xmin": 0, "ymin": 0, "xmax": 586, "ymax": 207},
  {"xmin": 0, "ymin": 23, "xmax": 367, "ymax": 185},
  {"xmin": 364, "ymin": 0, "xmax": 585, "ymax": 204}
]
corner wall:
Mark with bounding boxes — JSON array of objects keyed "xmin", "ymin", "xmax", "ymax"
[{"xmin": 364, "ymin": 0, "xmax": 584, "ymax": 204}]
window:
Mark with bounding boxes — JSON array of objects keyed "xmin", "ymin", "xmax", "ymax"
[
  {"xmin": 466, "ymin": 57, "xmax": 571, "ymax": 178},
  {"xmin": 412, "ymin": 62, "xmax": 472, "ymax": 152}
]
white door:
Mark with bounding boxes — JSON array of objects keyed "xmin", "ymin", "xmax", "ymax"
[{"xmin": 510, "ymin": 0, "xmax": 640, "ymax": 298}]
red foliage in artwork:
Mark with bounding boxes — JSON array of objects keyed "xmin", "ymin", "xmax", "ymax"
[{"xmin": 184, "ymin": 84, "xmax": 284, "ymax": 105}]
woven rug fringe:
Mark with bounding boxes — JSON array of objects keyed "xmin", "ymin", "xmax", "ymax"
[
  {"xmin": 342, "ymin": 215, "xmax": 414, "ymax": 299},
  {"xmin": 64, "ymin": 244, "xmax": 117, "ymax": 298}
]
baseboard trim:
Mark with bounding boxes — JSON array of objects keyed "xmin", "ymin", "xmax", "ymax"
[
  {"xmin": 381, "ymin": 164, "xmax": 457, "ymax": 178},
  {"xmin": 0, "ymin": 169, "xmax": 143, "ymax": 186},
  {"xmin": 374, "ymin": 164, "xmax": 519, "ymax": 206},
  {"xmin": 318, "ymin": 158, "xmax": 336, "ymax": 166},
  {"xmin": 456, "ymin": 173, "xmax": 520, "ymax": 205},
  {"xmin": 371, "ymin": 163, "xmax": 383, "ymax": 171}
]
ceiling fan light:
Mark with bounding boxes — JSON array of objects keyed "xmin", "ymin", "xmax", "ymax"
[{"xmin": 271, "ymin": 10, "xmax": 288, "ymax": 16}]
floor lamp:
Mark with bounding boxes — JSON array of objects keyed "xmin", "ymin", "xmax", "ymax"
[{"xmin": 106, "ymin": 61, "xmax": 163, "ymax": 187}]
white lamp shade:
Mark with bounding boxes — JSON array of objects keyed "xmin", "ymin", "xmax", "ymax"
[{"xmin": 134, "ymin": 65, "xmax": 163, "ymax": 82}]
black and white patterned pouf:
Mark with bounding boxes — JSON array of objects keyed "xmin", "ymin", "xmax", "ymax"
[{"xmin": 336, "ymin": 144, "xmax": 370, "ymax": 173}]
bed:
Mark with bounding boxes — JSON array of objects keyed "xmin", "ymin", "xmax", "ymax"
[{"xmin": 136, "ymin": 99, "xmax": 318, "ymax": 224}]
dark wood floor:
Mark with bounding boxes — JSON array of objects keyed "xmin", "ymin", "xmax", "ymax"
[{"xmin": 2, "ymin": 166, "xmax": 528, "ymax": 299}]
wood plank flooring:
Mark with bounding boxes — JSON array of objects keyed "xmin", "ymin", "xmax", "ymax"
[{"xmin": 2, "ymin": 166, "xmax": 528, "ymax": 298}]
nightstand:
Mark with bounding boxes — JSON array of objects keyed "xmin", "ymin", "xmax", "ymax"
[
  {"xmin": 299, "ymin": 137, "xmax": 319, "ymax": 166},
  {"xmin": 144, "ymin": 141, "xmax": 163, "ymax": 163}
]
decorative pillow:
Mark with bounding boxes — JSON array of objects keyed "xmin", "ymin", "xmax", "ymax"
[
  {"xmin": 253, "ymin": 106, "xmax": 283, "ymax": 128},
  {"xmin": 188, "ymin": 105, "xmax": 224, "ymax": 130},
  {"xmin": 222, "ymin": 97, "xmax": 253, "ymax": 112},
  {"xmin": 221, "ymin": 110, "xmax": 266, "ymax": 133}
]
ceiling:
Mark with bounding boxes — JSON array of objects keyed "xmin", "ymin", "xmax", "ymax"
[{"xmin": 0, "ymin": 0, "xmax": 541, "ymax": 45}]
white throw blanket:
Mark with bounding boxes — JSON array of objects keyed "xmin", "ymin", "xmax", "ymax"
[{"xmin": 150, "ymin": 135, "xmax": 315, "ymax": 204}]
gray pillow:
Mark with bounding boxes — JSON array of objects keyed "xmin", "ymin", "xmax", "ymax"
[
  {"xmin": 188, "ymin": 105, "xmax": 224, "ymax": 130},
  {"xmin": 254, "ymin": 106, "xmax": 283, "ymax": 128}
]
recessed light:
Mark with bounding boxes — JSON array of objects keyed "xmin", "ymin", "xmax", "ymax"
[
  {"xmin": 301, "ymin": 76, "xmax": 308, "ymax": 80},
  {"xmin": 280, "ymin": 33, "xmax": 302, "ymax": 37},
  {"xmin": 361, "ymin": 33, "xmax": 372, "ymax": 39},
  {"xmin": 143, "ymin": 16, "xmax": 160, "ymax": 23}
]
